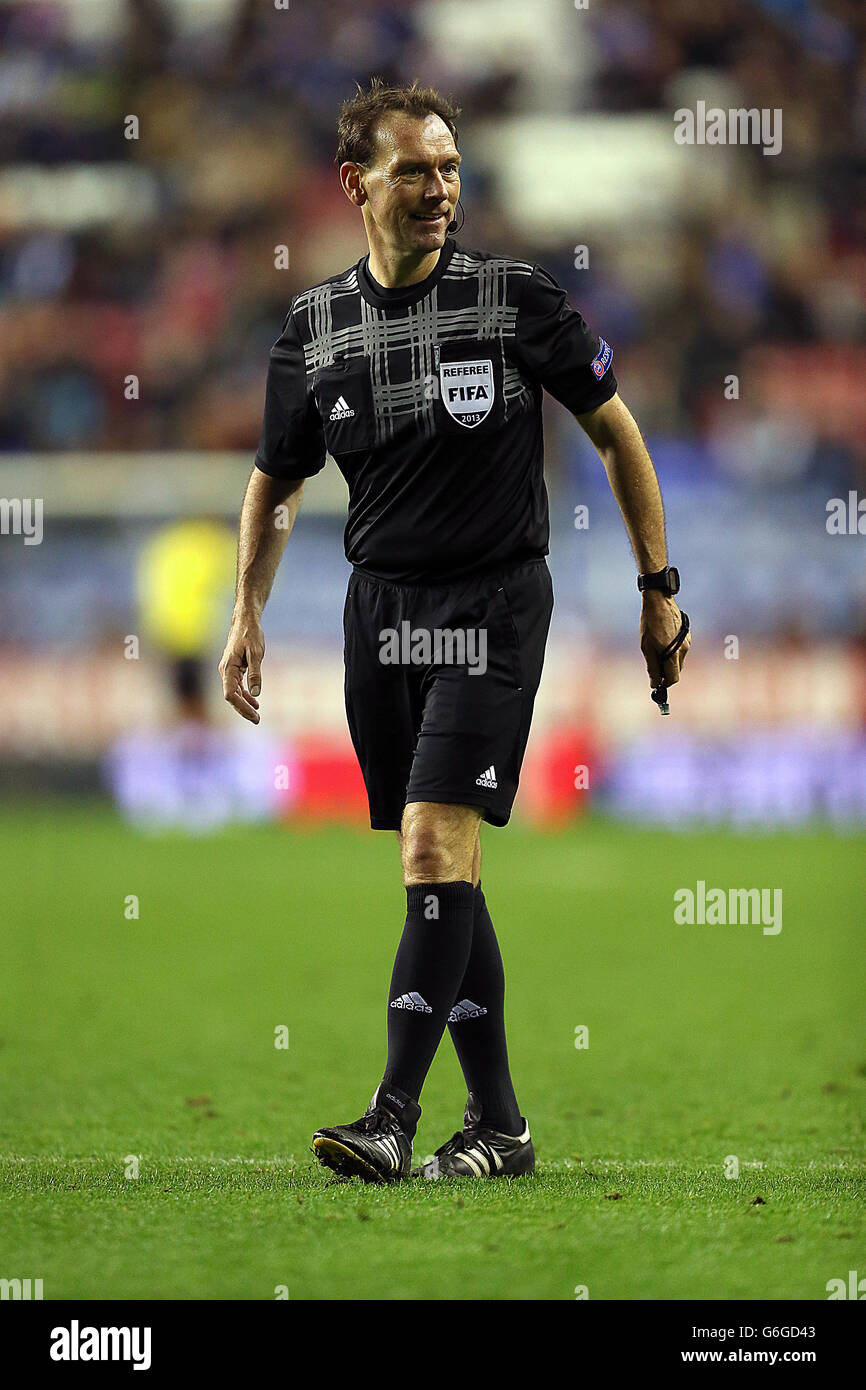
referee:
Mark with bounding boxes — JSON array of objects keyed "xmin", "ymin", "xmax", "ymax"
[{"xmin": 219, "ymin": 80, "xmax": 690, "ymax": 1182}]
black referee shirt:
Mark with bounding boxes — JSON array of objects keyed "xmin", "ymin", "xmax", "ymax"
[{"xmin": 255, "ymin": 237, "xmax": 616, "ymax": 584}]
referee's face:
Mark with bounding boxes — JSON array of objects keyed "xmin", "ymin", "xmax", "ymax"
[{"xmin": 351, "ymin": 112, "xmax": 461, "ymax": 259}]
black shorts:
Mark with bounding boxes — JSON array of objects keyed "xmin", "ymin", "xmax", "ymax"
[{"xmin": 343, "ymin": 557, "xmax": 554, "ymax": 831}]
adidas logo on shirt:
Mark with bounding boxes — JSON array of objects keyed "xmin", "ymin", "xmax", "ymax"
[
  {"xmin": 390, "ymin": 991, "xmax": 432, "ymax": 1013},
  {"xmin": 475, "ymin": 764, "xmax": 498, "ymax": 789},
  {"xmin": 448, "ymin": 998, "xmax": 488, "ymax": 1023},
  {"xmin": 329, "ymin": 395, "xmax": 355, "ymax": 420}
]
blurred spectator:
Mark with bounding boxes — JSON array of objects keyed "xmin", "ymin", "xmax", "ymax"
[{"xmin": 136, "ymin": 514, "xmax": 236, "ymax": 722}]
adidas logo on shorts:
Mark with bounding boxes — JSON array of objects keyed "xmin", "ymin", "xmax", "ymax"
[
  {"xmin": 475, "ymin": 764, "xmax": 498, "ymax": 789},
  {"xmin": 329, "ymin": 394, "xmax": 355, "ymax": 420},
  {"xmin": 448, "ymin": 998, "xmax": 488, "ymax": 1023},
  {"xmin": 390, "ymin": 991, "xmax": 432, "ymax": 1013}
]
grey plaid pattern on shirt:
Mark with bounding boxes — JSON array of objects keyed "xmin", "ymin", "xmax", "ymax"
[{"xmin": 292, "ymin": 250, "xmax": 536, "ymax": 446}]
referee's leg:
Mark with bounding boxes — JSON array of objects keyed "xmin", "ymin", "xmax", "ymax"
[
  {"xmin": 380, "ymin": 803, "xmax": 480, "ymax": 1103},
  {"xmin": 391, "ymin": 805, "xmax": 523, "ymax": 1135}
]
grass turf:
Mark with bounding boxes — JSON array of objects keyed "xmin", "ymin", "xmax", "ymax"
[{"xmin": 1, "ymin": 800, "xmax": 863, "ymax": 1300}]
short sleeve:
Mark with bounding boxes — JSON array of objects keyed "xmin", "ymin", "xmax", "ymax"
[
  {"xmin": 511, "ymin": 264, "xmax": 617, "ymax": 415},
  {"xmin": 255, "ymin": 307, "xmax": 326, "ymax": 480}
]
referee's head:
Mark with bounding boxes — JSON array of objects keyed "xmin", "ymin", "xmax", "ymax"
[{"xmin": 337, "ymin": 78, "xmax": 461, "ymax": 264}]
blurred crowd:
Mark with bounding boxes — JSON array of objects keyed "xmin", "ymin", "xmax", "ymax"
[{"xmin": 0, "ymin": 0, "xmax": 864, "ymax": 490}]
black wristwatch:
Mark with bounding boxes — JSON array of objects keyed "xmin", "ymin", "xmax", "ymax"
[{"xmin": 637, "ymin": 565, "xmax": 680, "ymax": 596}]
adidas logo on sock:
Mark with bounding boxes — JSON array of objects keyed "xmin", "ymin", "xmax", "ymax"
[
  {"xmin": 329, "ymin": 394, "xmax": 355, "ymax": 421},
  {"xmin": 475, "ymin": 764, "xmax": 498, "ymax": 789},
  {"xmin": 390, "ymin": 991, "xmax": 432, "ymax": 1013},
  {"xmin": 448, "ymin": 998, "xmax": 488, "ymax": 1023}
]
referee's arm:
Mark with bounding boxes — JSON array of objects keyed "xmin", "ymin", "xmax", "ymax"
[
  {"xmin": 219, "ymin": 469, "xmax": 306, "ymax": 724},
  {"xmin": 576, "ymin": 391, "xmax": 690, "ymax": 689}
]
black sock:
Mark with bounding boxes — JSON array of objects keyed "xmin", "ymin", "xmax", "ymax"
[
  {"xmin": 382, "ymin": 881, "xmax": 475, "ymax": 1106},
  {"xmin": 447, "ymin": 882, "xmax": 522, "ymax": 1135}
]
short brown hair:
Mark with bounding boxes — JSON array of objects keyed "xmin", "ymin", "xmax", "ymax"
[{"xmin": 336, "ymin": 77, "xmax": 460, "ymax": 167}]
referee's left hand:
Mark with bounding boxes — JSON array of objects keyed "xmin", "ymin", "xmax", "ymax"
[{"xmin": 640, "ymin": 591, "xmax": 690, "ymax": 692}]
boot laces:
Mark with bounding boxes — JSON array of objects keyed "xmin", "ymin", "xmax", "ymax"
[{"xmin": 360, "ymin": 1106, "xmax": 401, "ymax": 1137}]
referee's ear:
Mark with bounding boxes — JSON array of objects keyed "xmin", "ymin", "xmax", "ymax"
[{"xmin": 340, "ymin": 162, "xmax": 367, "ymax": 209}]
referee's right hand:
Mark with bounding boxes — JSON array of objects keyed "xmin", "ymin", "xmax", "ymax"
[{"xmin": 219, "ymin": 608, "xmax": 264, "ymax": 724}]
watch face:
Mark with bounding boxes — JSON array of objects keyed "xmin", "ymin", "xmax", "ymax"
[{"xmin": 639, "ymin": 567, "xmax": 680, "ymax": 594}]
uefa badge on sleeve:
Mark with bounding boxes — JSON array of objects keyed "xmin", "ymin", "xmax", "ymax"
[
  {"xmin": 590, "ymin": 338, "xmax": 613, "ymax": 379},
  {"xmin": 439, "ymin": 358, "xmax": 494, "ymax": 428}
]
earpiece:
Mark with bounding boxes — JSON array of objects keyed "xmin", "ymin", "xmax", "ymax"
[{"xmin": 447, "ymin": 201, "xmax": 465, "ymax": 234}]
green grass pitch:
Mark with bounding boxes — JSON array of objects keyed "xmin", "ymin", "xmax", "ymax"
[{"xmin": 1, "ymin": 800, "xmax": 863, "ymax": 1301}]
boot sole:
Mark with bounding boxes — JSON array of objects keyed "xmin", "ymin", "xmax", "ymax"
[{"xmin": 313, "ymin": 1135, "xmax": 399, "ymax": 1183}]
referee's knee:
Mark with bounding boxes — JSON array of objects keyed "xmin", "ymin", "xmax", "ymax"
[
  {"xmin": 402, "ymin": 843, "xmax": 456, "ymax": 883},
  {"xmin": 400, "ymin": 802, "xmax": 478, "ymax": 884}
]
